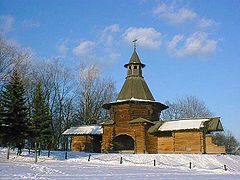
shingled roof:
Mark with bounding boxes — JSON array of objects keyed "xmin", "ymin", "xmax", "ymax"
[
  {"xmin": 129, "ymin": 117, "xmax": 155, "ymax": 124},
  {"xmin": 117, "ymin": 76, "xmax": 155, "ymax": 101},
  {"xmin": 103, "ymin": 49, "xmax": 168, "ymax": 110},
  {"xmin": 117, "ymin": 50, "xmax": 154, "ymax": 101},
  {"xmin": 124, "ymin": 50, "xmax": 145, "ymax": 68}
]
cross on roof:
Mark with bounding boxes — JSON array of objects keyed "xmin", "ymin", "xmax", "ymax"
[{"xmin": 132, "ymin": 39, "xmax": 137, "ymax": 51}]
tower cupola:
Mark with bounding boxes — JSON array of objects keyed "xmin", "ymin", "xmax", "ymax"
[
  {"xmin": 117, "ymin": 49, "xmax": 155, "ymax": 101},
  {"xmin": 124, "ymin": 50, "xmax": 145, "ymax": 77},
  {"xmin": 102, "ymin": 47, "xmax": 168, "ymax": 112}
]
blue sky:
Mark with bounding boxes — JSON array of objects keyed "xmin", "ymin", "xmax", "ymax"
[{"xmin": 1, "ymin": 0, "xmax": 240, "ymax": 140}]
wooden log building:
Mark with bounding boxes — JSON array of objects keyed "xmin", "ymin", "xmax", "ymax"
[
  {"xmin": 63, "ymin": 126, "xmax": 102, "ymax": 152},
  {"xmin": 63, "ymin": 49, "xmax": 225, "ymax": 154}
]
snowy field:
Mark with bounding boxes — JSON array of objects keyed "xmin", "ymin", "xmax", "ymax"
[{"xmin": 0, "ymin": 149, "xmax": 240, "ymax": 179}]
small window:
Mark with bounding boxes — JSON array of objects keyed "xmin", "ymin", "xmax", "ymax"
[
  {"xmin": 134, "ymin": 66, "xmax": 137, "ymax": 69},
  {"xmin": 129, "ymin": 66, "xmax": 131, "ymax": 70}
]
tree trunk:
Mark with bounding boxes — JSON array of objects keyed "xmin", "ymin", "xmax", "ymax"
[
  {"xmin": 7, "ymin": 144, "xmax": 10, "ymax": 160},
  {"xmin": 34, "ymin": 142, "xmax": 37, "ymax": 163}
]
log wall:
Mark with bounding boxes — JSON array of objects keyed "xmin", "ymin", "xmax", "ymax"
[
  {"xmin": 72, "ymin": 135, "xmax": 93, "ymax": 152},
  {"xmin": 158, "ymin": 136, "xmax": 174, "ymax": 153},
  {"xmin": 109, "ymin": 103, "xmax": 161, "ymax": 123},
  {"xmin": 158, "ymin": 131, "xmax": 204, "ymax": 154},
  {"xmin": 174, "ymin": 131, "xmax": 204, "ymax": 153},
  {"xmin": 157, "ymin": 131, "xmax": 226, "ymax": 154},
  {"xmin": 205, "ymin": 135, "xmax": 226, "ymax": 154},
  {"xmin": 101, "ymin": 102, "xmax": 225, "ymax": 154},
  {"xmin": 102, "ymin": 125, "xmax": 114, "ymax": 152},
  {"xmin": 72, "ymin": 135, "xmax": 102, "ymax": 152},
  {"xmin": 102, "ymin": 102, "xmax": 160, "ymax": 153},
  {"xmin": 146, "ymin": 124, "xmax": 158, "ymax": 153}
]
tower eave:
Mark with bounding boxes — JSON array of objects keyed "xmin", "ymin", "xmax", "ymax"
[
  {"xmin": 102, "ymin": 99, "xmax": 169, "ymax": 111},
  {"xmin": 124, "ymin": 63, "xmax": 146, "ymax": 68}
]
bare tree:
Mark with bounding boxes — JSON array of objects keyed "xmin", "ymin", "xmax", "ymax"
[
  {"xmin": 161, "ymin": 96, "xmax": 212, "ymax": 120},
  {"xmin": 0, "ymin": 37, "xmax": 16, "ymax": 83},
  {"xmin": 29, "ymin": 60, "xmax": 75, "ymax": 149},
  {"xmin": 75, "ymin": 64, "xmax": 116, "ymax": 125},
  {"xmin": 0, "ymin": 36, "xmax": 33, "ymax": 86},
  {"xmin": 0, "ymin": 36, "xmax": 116, "ymax": 150}
]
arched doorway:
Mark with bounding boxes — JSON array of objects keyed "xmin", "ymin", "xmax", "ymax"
[{"xmin": 113, "ymin": 134, "xmax": 134, "ymax": 152}]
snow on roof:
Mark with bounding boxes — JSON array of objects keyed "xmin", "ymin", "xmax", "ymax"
[
  {"xmin": 158, "ymin": 119, "xmax": 210, "ymax": 131},
  {"xmin": 114, "ymin": 97, "xmax": 156, "ymax": 103},
  {"xmin": 63, "ymin": 125, "xmax": 103, "ymax": 135}
]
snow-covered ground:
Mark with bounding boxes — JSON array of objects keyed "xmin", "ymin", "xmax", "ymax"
[{"xmin": 0, "ymin": 149, "xmax": 240, "ymax": 179}]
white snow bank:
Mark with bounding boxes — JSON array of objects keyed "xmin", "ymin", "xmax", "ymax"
[{"xmin": 1, "ymin": 148, "xmax": 240, "ymax": 179}]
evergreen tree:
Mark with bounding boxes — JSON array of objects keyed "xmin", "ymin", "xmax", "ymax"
[
  {"xmin": 0, "ymin": 71, "xmax": 29, "ymax": 155},
  {"xmin": 32, "ymin": 82, "xmax": 52, "ymax": 150}
]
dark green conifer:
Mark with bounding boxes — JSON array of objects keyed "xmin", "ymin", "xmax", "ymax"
[
  {"xmin": 0, "ymin": 71, "xmax": 29, "ymax": 155},
  {"xmin": 32, "ymin": 82, "xmax": 52, "ymax": 149}
]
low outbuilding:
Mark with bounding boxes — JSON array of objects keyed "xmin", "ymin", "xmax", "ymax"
[
  {"xmin": 63, "ymin": 125, "xmax": 102, "ymax": 152},
  {"xmin": 148, "ymin": 117, "xmax": 225, "ymax": 154}
]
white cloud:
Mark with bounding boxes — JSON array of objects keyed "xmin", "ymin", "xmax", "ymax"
[
  {"xmin": 100, "ymin": 24, "xmax": 120, "ymax": 46},
  {"xmin": 167, "ymin": 34, "xmax": 184, "ymax": 49},
  {"xmin": 198, "ymin": 18, "xmax": 218, "ymax": 29},
  {"xmin": 21, "ymin": 20, "xmax": 40, "ymax": 28},
  {"xmin": 123, "ymin": 27, "xmax": 161, "ymax": 48},
  {"xmin": 168, "ymin": 32, "xmax": 217, "ymax": 57},
  {"xmin": 153, "ymin": 2, "xmax": 218, "ymax": 29},
  {"xmin": 59, "ymin": 43, "xmax": 68, "ymax": 55},
  {"xmin": 0, "ymin": 15, "xmax": 14, "ymax": 34},
  {"xmin": 72, "ymin": 40, "xmax": 95, "ymax": 56},
  {"xmin": 153, "ymin": 3, "xmax": 196, "ymax": 24},
  {"xmin": 99, "ymin": 24, "xmax": 121, "ymax": 61},
  {"xmin": 103, "ymin": 24, "xmax": 120, "ymax": 33},
  {"xmin": 109, "ymin": 51, "xmax": 120, "ymax": 60},
  {"xmin": 57, "ymin": 40, "xmax": 68, "ymax": 56}
]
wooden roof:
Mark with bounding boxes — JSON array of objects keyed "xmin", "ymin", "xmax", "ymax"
[
  {"xmin": 103, "ymin": 50, "xmax": 168, "ymax": 110},
  {"xmin": 124, "ymin": 50, "xmax": 145, "ymax": 68},
  {"xmin": 148, "ymin": 117, "xmax": 224, "ymax": 134},
  {"xmin": 148, "ymin": 121, "xmax": 165, "ymax": 134},
  {"xmin": 101, "ymin": 120, "xmax": 115, "ymax": 125},
  {"xmin": 102, "ymin": 98, "xmax": 168, "ymax": 110},
  {"xmin": 205, "ymin": 117, "xmax": 223, "ymax": 132},
  {"xmin": 129, "ymin": 117, "xmax": 155, "ymax": 124},
  {"xmin": 117, "ymin": 76, "xmax": 155, "ymax": 101}
]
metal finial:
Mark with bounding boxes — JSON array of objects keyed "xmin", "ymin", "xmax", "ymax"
[{"xmin": 132, "ymin": 39, "xmax": 137, "ymax": 51}]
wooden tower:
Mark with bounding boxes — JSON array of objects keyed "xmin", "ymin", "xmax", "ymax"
[{"xmin": 102, "ymin": 49, "xmax": 168, "ymax": 153}]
